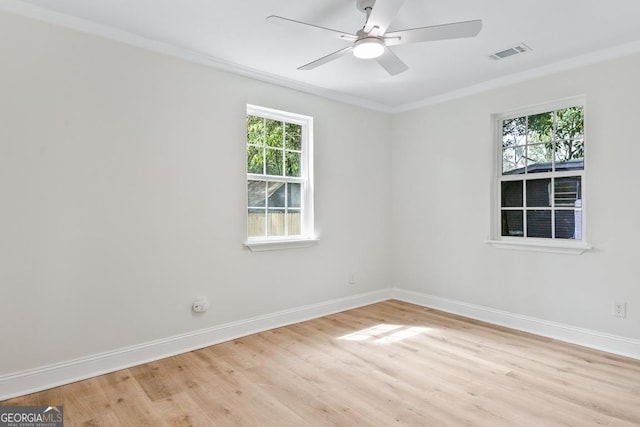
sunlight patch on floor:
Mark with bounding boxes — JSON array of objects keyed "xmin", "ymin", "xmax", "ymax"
[{"xmin": 338, "ymin": 324, "xmax": 431, "ymax": 344}]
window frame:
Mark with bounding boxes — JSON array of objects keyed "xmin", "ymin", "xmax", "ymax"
[
  {"xmin": 487, "ymin": 96, "xmax": 592, "ymax": 254},
  {"xmin": 244, "ymin": 104, "xmax": 316, "ymax": 251}
]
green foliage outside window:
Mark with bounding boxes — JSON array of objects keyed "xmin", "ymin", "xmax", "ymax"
[
  {"xmin": 246, "ymin": 112, "xmax": 306, "ymax": 239},
  {"xmin": 502, "ymin": 106, "xmax": 584, "ymax": 174},
  {"xmin": 247, "ymin": 115, "xmax": 301, "ymax": 177}
]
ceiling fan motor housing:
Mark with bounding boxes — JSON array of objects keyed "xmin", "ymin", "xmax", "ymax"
[{"xmin": 356, "ymin": 0, "xmax": 376, "ymax": 13}]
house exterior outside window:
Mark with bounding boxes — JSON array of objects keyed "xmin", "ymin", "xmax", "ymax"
[
  {"xmin": 489, "ymin": 97, "xmax": 591, "ymax": 254},
  {"xmin": 245, "ymin": 105, "xmax": 315, "ymax": 251}
]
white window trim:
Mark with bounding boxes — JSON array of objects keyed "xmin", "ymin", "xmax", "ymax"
[
  {"xmin": 485, "ymin": 239, "xmax": 592, "ymax": 255},
  {"xmin": 244, "ymin": 104, "xmax": 316, "ymax": 251},
  {"xmin": 488, "ymin": 96, "xmax": 592, "ymax": 255},
  {"xmin": 244, "ymin": 237, "xmax": 319, "ymax": 252}
]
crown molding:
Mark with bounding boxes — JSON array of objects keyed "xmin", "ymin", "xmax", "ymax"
[
  {"xmin": 391, "ymin": 39, "xmax": 640, "ymax": 113},
  {"xmin": 0, "ymin": 0, "xmax": 393, "ymax": 113},
  {"xmin": 2, "ymin": 1, "xmax": 640, "ymax": 115}
]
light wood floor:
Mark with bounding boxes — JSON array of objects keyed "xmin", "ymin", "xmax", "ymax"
[{"xmin": 3, "ymin": 300, "xmax": 640, "ymax": 426}]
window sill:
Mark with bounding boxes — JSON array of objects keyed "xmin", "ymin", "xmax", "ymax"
[
  {"xmin": 244, "ymin": 237, "xmax": 319, "ymax": 252},
  {"xmin": 485, "ymin": 239, "xmax": 592, "ymax": 255}
]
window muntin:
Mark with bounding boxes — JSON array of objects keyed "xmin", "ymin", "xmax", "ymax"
[
  {"xmin": 499, "ymin": 102, "xmax": 584, "ymax": 241},
  {"xmin": 246, "ymin": 105, "xmax": 313, "ymax": 242}
]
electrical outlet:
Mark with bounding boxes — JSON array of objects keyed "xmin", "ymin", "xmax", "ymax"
[
  {"xmin": 192, "ymin": 297, "xmax": 210, "ymax": 313},
  {"xmin": 348, "ymin": 272, "xmax": 356, "ymax": 284},
  {"xmin": 613, "ymin": 301, "xmax": 626, "ymax": 318}
]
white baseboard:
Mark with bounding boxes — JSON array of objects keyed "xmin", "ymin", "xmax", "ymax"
[
  {"xmin": 0, "ymin": 289, "xmax": 392, "ymax": 401},
  {"xmin": 3, "ymin": 287, "xmax": 638, "ymax": 401},
  {"xmin": 391, "ymin": 288, "xmax": 640, "ymax": 360}
]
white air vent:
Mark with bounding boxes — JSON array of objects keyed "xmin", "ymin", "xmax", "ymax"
[{"xmin": 490, "ymin": 43, "xmax": 531, "ymax": 60}]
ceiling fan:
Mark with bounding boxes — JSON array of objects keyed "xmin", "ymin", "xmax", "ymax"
[{"xmin": 267, "ymin": 0, "xmax": 482, "ymax": 76}]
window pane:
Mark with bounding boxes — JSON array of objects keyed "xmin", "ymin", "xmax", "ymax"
[
  {"xmin": 555, "ymin": 106, "xmax": 584, "ymax": 141},
  {"xmin": 574, "ymin": 209, "xmax": 583, "ymax": 240},
  {"xmin": 526, "ymin": 143, "xmax": 553, "ymax": 173},
  {"xmin": 501, "ymin": 210, "xmax": 523, "ymax": 237},
  {"xmin": 288, "ymin": 209, "xmax": 301, "ymax": 235},
  {"xmin": 555, "ymin": 210, "xmax": 580, "ymax": 240},
  {"xmin": 288, "ymin": 183, "xmax": 301, "ymax": 208},
  {"xmin": 246, "ymin": 115, "xmax": 264, "ymax": 145},
  {"xmin": 285, "ymin": 151, "xmax": 301, "ymax": 177},
  {"xmin": 267, "ymin": 208, "xmax": 285, "ymax": 236},
  {"xmin": 502, "ymin": 117, "xmax": 526, "ymax": 148},
  {"xmin": 285, "ymin": 123, "xmax": 302, "ymax": 150},
  {"xmin": 526, "ymin": 179, "xmax": 551, "ymax": 207},
  {"xmin": 497, "ymin": 103, "xmax": 584, "ymax": 242},
  {"xmin": 248, "ymin": 209, "xmax": 266, "ymax": 237},
  {"xmin": 247, "ymin": 180, "xmax": 266, "ymax": 207},
  {"xmin": 266, "ymin": 148, "xmax": 283, "ymax": 175},
  {"xmin": 265, "ymin": 119, "xmax": 283, "ymax": 148},
  {"xmin": 501, "ymin": 181, "xmax": 523, "ymax": 207},
  {"xmin": 502, "ymin": 148, "xmax": 515, "ymax": 174},
  {"xmin": 555, "ymin": 176, "xmax": 581, "ymax": 207},
  {"xmin": 555, "ymin": 140, "xmax": 584, "ymax": 170},
  {"xmin": 527, "ymin": 111, "xmax": 553, "ymax": 143},
  {"xmin": 247, "ymin": 145, "xmax": 264, "ymax": 174},
  {"xmin": 246, "ymin": 106, "xmax": 312, "ymax": 242},
  {"xmin": 503, "ymin": 146, "xmax": 526, "ymax": 174},
  {"xmin": 527, "ymin": 210, "xmax": 552, "ymax": 238},
  {"xmin": 267, "ymin": 181, "xmax": 286, "ymax": 208}
]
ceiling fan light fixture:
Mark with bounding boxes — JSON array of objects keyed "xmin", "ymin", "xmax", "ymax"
[{"xmin": 353, "ymin": 37, "xmax": 385, "ymax": 59}]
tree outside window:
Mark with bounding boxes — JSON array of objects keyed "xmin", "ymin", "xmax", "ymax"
[{"xmin": 499, "ymin": 103, "xmax": 585, "ymax": 240}]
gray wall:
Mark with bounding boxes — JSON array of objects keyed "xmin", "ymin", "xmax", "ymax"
[
  {"xmin": 0, "ymin": 10, "xmax": 392, "ymax": 375},
  {"xmin": 391, "ymin": 53, "xmax": 640, "ymax": 340}
]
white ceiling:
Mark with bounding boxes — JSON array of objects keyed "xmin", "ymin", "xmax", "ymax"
[{"xmin": 5, "ymin": 0, "xmax": 640, "ymax": 111}]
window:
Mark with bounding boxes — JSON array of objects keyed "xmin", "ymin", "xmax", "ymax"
[
  {"xmin": 245, "ymin": 105, "xmax": 315, "ymax": 250},
  {"xmin": 492, "ymin": 98, "xmax": 590, "ymax": 253}
]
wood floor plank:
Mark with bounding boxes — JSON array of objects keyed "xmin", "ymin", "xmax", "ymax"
[{"xmin": 3, "ymin": 300, "xmax": 640, "ymax": 426}]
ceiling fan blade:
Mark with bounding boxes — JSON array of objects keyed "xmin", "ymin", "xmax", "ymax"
[
  {"xmin": 267, "ymin": 15, "xmax": 358, "ymax": 41},
  {"xmin": 384, "ymin": 19, "xmax": 482, "ymax": 46},
  {"xmin": 363, "ymin": 0, "xmax": 408, "ymax": 35},
  {"xmin": 376, "ymin": 46, "xmax": 408, "ymax": 76},
  {"xmin": 298, "ymin": 46, "xmax": 355, "ymax": 70}
]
